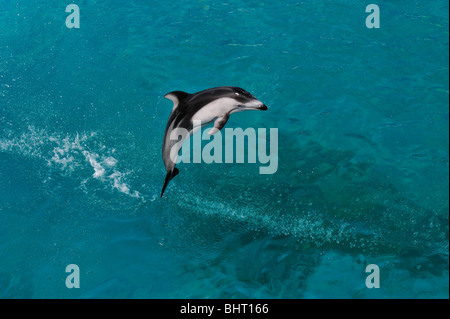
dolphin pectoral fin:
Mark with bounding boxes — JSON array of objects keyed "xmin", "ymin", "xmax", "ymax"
[
  {"xmin": 207, "ymin": 114, "xmax": 230, "ymax": 135},
  {"xmin": 207, "ymin": 127, "xmax": 220, "ymax": 135},
  {"xmin": 160, "ymin": 168, "xmax": 179, "ymax": 197}
]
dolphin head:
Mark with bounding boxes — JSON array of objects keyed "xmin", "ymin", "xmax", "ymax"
[{"xmin": 228, "ymin": 87, "xmax": 268, "ymax": 112}]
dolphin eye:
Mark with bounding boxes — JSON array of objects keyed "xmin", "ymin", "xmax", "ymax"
[{"xmin": 235, "ymin": 92, "xmax": 240, "ymax": 96}]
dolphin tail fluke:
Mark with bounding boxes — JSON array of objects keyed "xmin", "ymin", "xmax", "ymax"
[{"xmin": 160, "ymin": 168, "xmax": 179, "ymax": 197}]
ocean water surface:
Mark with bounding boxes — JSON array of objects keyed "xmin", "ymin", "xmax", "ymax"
[{"xmin": 0, "ymin": 0, "xmax": 448, "ymax": 298}]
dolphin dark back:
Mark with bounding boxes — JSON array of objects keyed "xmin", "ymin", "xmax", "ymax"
[{"xmin": 184, "ymin": 87, "xmax": 255, "ymax": 107}]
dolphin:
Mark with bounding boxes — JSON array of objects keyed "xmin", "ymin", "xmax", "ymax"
[{"xmin": 160, "ymin": 86, "xmax": 267, "ymax": 197}]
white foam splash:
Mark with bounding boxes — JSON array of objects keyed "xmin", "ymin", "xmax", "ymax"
[
  {"xmin": 0, "ymin": 126, "xmax": 141, "ymax": 199},
  {"xmin": 109, "ymin": 171, "xmax": 140, "ymax": 198},
  {"xmin": 83, "ymin": 151, "xmax": 106, "ymax": 179}
]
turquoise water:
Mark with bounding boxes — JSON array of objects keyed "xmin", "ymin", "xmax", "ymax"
[{"xmin": 0, "ymin": 0, "xmax": 448, "ymax": 298}]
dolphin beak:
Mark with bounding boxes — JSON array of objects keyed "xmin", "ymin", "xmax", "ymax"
[{"xmin": 259, "ymin": 104, "xmax": 268, "ymax": 111}]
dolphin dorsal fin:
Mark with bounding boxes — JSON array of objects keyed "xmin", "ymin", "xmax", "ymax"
[{"xmin": 164, "ymin": 91, "xmax": 190, "ymax": 111}]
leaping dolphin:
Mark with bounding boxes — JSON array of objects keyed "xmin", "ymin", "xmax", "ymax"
[{"xmin": 161, "ymin": 86, "xmax": 268, "ymax": 197}]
